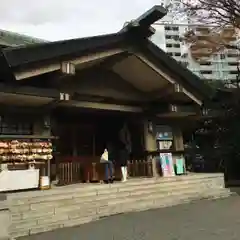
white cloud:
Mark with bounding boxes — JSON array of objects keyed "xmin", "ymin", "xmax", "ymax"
[{"xmin": 0, "ymin": 0, "xmax": 161, "ymax": 41}]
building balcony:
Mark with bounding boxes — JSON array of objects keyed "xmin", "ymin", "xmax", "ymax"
[
  {"xmin": 165, "ymin": 30, "xmax": 180, "ymax": 36},
  {"xmin": 166, "ymin": 48, "xmax": 181, "ymax": 53},
  {"xmin": 199, "ymin": 74, "xmax": 215, "ymax": 80},
  {"xmin": 223, "ymin": 65, "xmax": 239, "ymax": 71},
  {"xmin": 198, "ymin": 65, "xmax": 214, "ymax": 71},
  {"xmin": 165, "ymin": 38, "xmax": 180, "ymax": 44}
]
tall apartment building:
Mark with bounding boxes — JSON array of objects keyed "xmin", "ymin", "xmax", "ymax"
[{"xmin": 152, "ymin": 0, "xmax": 239, "ymax": 84}]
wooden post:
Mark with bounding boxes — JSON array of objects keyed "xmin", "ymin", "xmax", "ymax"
[
  {"xmin": 72, "ymin": 126, "xmax": 78, "ymax": 157},
  {"xmin": 143, "ymin": 120, "xmax": 158, "ymax": 177},
  {"xmin": 173, "ymin": 127, "xmax": 184, "ymax": 152},
  {"xmin": 33, "ymin": 116, "xmax": 52, "ymax": 180}
]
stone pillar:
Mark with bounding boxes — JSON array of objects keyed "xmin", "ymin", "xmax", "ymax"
[
  {"xmin": 143, "ymin": 120, "xmax": 158, "ymax": 177},
  {"xmin": 0, "ymin": 194, "xmax": 10, "ymax": 240}
]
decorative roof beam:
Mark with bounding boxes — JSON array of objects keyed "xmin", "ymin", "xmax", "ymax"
[
  {"xmin": 156, "ymin": 104, "xmax": 202, "ymax": 118},
  {"xmin": 136, "ymin": 53, "xmax": 203, "ymax": 105},
  {"xmin": 120, "ymin": 5, "xmax": 167, "ymax": 38},
  {"xmin": 149, "ymin": 83, "xmax": 184, "ymax": 99},
  {"xmin": 14, "ymin": 48, "xmax": 124, "ymax": 80},
  {"xmin": 59, "ymin": 100, "xmax": 143, "ymax": 113}
]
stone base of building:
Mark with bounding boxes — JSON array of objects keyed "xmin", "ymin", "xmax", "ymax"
[
  {"xmin": 7, "ymin": 173, "xmax": 232, "ymax": 239},
  {"xmin": 0, "ymin": 194, "xmax": 10, "ymax": 240}
]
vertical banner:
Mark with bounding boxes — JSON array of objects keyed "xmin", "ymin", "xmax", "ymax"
[
  {"xmin": 160, "ymin": 153, "xmax": 175, "ymax": 177},
  {"xmin": 176, "ymin": 158, "xmax": 185, "ymax": 175}
]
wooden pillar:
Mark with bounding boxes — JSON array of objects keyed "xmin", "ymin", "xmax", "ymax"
[
  {"xmin": 33, "ymin": 116, "xmax": 52, "ymax": 178},
  {"xmin": 173, "ymin": 127, "xmax": 184, "ymax": 152},
  {"xmin": 143, "ymin": 120, "xmax": 158, "ymax": 177}
]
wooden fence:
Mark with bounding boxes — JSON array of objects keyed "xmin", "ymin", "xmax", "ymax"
[
  {"xmin": 127, "ymin": 160, "xmax": 153, "ymax": 178},
  {"xmin": 55, "ymin": 157, "xmax": 153, "ymax": 186}
]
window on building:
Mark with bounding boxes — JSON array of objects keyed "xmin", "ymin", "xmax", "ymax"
[
  {"xmin": 200, "ymin": 70, "xmax": 213, "ymax": 74},
  {"xmin": 175, "ymin": 53, "xmax": 181, "ymax": 57},
  {"xmin": 164, "ymin": 26, "xmax": 171, "ymax": 31},
  {"xmin": 181, "ymin": 53, "xmax": 188, "ymax": 58},
  {"xmin": 228, "ymin": 62, "xmax": 239, "ymax": 66},
  {"xmin": 220, "ymin": 54, "xmax": 225, "ymax": 59},
  {"xmin": 173, "ymin": 35, "xmax": 180, "ymax": 41},
  {"xmin": 200, "ymin": 61, "xmax": 212, "ymax": 66},
  {"xmin": 168, "ymin": 52, "xmax": 173, "ymax": 56},
  {"xmin": 0, "ymin": 117, "xmax": 33, "ymax": 135},
  {"xmin": 166, "ymin": 35, "xmax": 179, "ymax": 40},
  {"xmin": 166, "ymin": 43, "xmax": 173, "ymax": 48},
  {"xmin": 173, "ymin": 44, "xmax": 180, "ymax": 48},
  {"xmin": 172, "ymin": 27, "xmax": 179, "ymax": 31},
  {"xmin": 227, "ymin": 53, "xmax": 238, "ymax": 58},
  {"xmin": 229, "ymin": 71, "xmax": 239, "ymax": 74}
]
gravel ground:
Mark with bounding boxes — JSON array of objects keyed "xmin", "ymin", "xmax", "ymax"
[{"xmin": 19, "ymin": 196, "xmax": 240, "ymax": 240}]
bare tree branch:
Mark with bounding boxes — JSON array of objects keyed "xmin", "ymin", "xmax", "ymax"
[{"xmin": 180, "ymin": 0, "xmax": 240, "ymax": 29}]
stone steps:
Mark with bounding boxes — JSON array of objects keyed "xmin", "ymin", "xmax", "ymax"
[
  {"xmin": 11, "ymin": 178, "xmax": 221, "ymax": 217},
  {"xmin": 11, "ymin": 177, "xmax": 219, "ymax": 207},
  {"xmin": 9, "ymin": 173, "xmax": 223, "ymax": 199},
  {"xmin": 8, "ymin": 173, "xmax": 230, "ymax": 239},
  {"xmin": 113, "ymin": 188, "xmax": 232, "ymax": 214},
  {"xmin": 10, "ymin": 179, "xmax": 221, "ymax": 216},
  {"xmin": 11, "ymin": 188, "xmax": 232, "ymax": 237},
  {"xmin": 9, "ymin": 174, "xmax": 223, "ymax": 206}
]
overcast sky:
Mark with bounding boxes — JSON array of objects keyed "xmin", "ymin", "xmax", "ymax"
[{"xmin": 0, "ymin": 0, "xmax": 162, "ymax": 41}]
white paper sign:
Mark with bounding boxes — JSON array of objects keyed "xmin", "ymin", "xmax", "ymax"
[{"xmin": 0, "ymin": 169, "xmax": 39, "ymax": 192}]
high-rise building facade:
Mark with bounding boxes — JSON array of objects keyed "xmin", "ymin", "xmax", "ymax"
[{"xmin": 151, "ymin": 2, "xmax": 239, "ymax": 84}]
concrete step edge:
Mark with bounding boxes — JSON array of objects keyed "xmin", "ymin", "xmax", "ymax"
[
  {"xmin": 11, "ymin": 187, "xmax": 230, "ymax": 222},
  {"xmin": 113, "ymin": 178, "xmax": 223, "ymax": 193},
  {"xmin": 10, "ymin": 181, "xmax": 225, "ymax": 212},
  {"xmin": 69, "ymin": 183, "xmax": 226, "ymax": 206},
  {"xmin": 9, "ymin": 178, "xmax": 224, "ymax": 206},
  {"xmin": 106, "ymin": 187, "xmax": 231, "ymax": 206},
  {"xmin": 7, "ymin": 174, "xmax": 224, "ymax": 201}
]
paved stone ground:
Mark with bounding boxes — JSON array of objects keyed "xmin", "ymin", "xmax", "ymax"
[{"xmin": 19, "ymin": 196, "xmax": 240, "ymax": 240}]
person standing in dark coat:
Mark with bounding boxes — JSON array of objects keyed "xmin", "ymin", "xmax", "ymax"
[{"xmin": 118, "ymin": 140, "xmax": 129, "ymax": 182}]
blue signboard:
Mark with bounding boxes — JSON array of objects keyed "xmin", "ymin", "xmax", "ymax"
[{"xmin": 156, "ymin": 125, "xmax": 173, "ymax": 140}]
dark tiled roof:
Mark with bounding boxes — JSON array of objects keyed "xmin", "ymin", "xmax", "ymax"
[
  {"xmin": 0, "ymin": 5, "xmax": 213, "ymax": 99},
  {"xmin": 2, "ymin": 33, "xmax": 124, "ymax": 67},
  {"xmin": 0, "ymin": 29, "xmax": 47, "ymax": 47},
  {"xmin": 1, "ymin": 5, "xmax": 166, "ymax": 67}
]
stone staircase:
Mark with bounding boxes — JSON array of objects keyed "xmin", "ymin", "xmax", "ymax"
[{"xmin": 7, "ymin": 173, "xmax": 232, "ymax": 239}]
